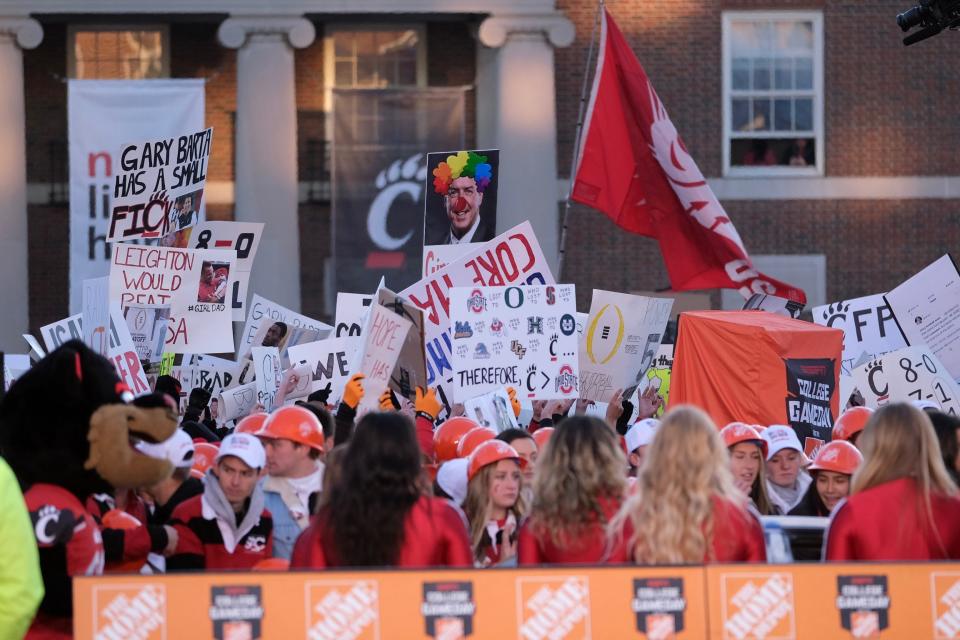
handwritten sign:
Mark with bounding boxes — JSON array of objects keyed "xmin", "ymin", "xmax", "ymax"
[{"xmin": 350, "ymin": 304, "xmax": 413, "ymax": 414}]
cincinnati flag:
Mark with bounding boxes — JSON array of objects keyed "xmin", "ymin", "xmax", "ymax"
[{"xmin": 571, "ymin": 10, "xmax": 806, "ymax": 304}]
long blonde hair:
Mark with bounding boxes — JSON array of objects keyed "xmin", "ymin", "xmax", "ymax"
[
  {"xmin": 462, "ymin": 460, "xmax": 527, "ymax": 562},
  {"xmin": 529, "ymin": 416, "xmax": 627, "ymax": 547},
  {"xmin": 610, "ymin": 405, "xmax": 743, "ymax": 564},
  {"xmin": 852, "ymin": 403, "xmax": 957, "ymax": 547},
  {"xmin": 748, "ymin": 447, "xmax": 775, "ymax": 515}
]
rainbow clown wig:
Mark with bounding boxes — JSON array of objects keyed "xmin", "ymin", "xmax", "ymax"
[{"xmin": 432, "ymin": 151, "xmax": 493, "ymax": 195}]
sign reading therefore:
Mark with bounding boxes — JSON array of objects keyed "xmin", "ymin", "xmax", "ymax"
[
  {"xmin": 449, "ymin": 284, "xmax": 578, "ymax": 402},
  {"xmin": 109, "ymin": 244, "xmax": 235, "ymax": 354}
]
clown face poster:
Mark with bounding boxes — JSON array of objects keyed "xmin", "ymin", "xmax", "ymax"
[{"xmin": 423, "ymin": 150, "xmax": 499, "ymax": 262}]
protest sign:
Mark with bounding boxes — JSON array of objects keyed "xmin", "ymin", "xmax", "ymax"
[
  {"xmin": 106, "ymin": 127, "xmax": 212, "ymax": 242},
  {"xmin": 334, "ymin": 293, "xmax": 374, "ymax": 338},
  {"xmin": 2, "ymin": 354, "xmax": 30, "ymax": 392},
  {"xmin": 463, "ymin": 387, "xmax": 519, "ymax": 433},
  {"xmin": 287, "ymin": 336, "xmax": 360, "ymax": 403},
  {"xmin": 109, "ymin": 244, "xmax": 235, "ymax": 354},
  {"xmin": 82, "ymin": 277, "xmax": 111, "ymax": 357},
  {"xmin": 251, "ymin": 347, "xmax": 282, "ymax": 411},
  {"xmin": 219, "ymin": 381, "xmax": 258, "ymax": 421},
  {"xmin": 350, "ymin": 304, "xmax": 413, "ymax": 414},
  {"xmin": 189, "ymin": 354, "xmax": 241, "ymax": 398},
  {"xmin": 578, "ymin": 290, "xmax": 673, "ymax": 403},
  {"xmin": 813, "ymin": 293, "xmax": 907, "ymax": 376},
  {"xmin": 68, "ymin": 79, "xmax": 204, "ymax": 313},
  {"xmin": 377, "ymin": 287, "xmax": 427, "ymax": 400},
  {"xmin": 40, "ymin": 314, "xmax": 83, "ymax": 352},
  {"xmin": 399, "ymin": 221, "xmax": 555, "ymax": 397},
  {"xmin": 632, "ymin": 343, "xmax": 674, "ymax": 420},
  {"xmin": 123, "ymin": 305, "xmax": 167, "ymax": 364},
  {"xmin": 851, "ymin": 345, "xmax": 960, "ymax": 416},
  {"xmin": 422, "ymin": 244, "xmax": 472, "ymax": 278},
  {"xmin": 22, "ymin": 335, "xmax": 45, "ymax": 361},
  {"xmin": 449, "ymin": 284, "xmax": 579, "ymax": 402},
  {"xmin": 185, "ymin": 221, "xmax": 263, "ymax": 321},
  {"xmin": 238, "ymin": 294, "xmax": 333, "ymax": 369},
  {"xmin": 885, "ymin": 255, "xmax": 960, "ymax": 383},
  {"xmin": 106, "ymin": 308, "xmax": 151, "ymax": 397}
]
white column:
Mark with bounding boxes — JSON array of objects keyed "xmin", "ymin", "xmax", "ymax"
[
  {"xmin": 218, "ymin": 16, "xmax": 315, "ymax": 312},
  {"xmin": 478, "ymin": 14, "xmax": 574, "ymax": 275},
  {"xmin": 0, "ymin": 17, "xmax": 41, "ymax": 352}
]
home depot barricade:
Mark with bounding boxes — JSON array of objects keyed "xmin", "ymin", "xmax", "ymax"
[{"xmin": 74, "ymin": 562, "xmax": 960, "ymax": 639}]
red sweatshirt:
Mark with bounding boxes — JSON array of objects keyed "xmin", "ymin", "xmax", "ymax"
[
  {"xmin": 518, "ymin": 496, "xmax": 628, "ymax": 565},
  {"xmin": 824, "ymin": 477, "xmax": 960, "ymax": 561},
  {"xmin": 416, "ymin": 415, "xmax": 435, "ymax": 460},
  {"xmin": 291, "ymin": 496, "xmax": 472, "ymax": 569},
  {"xmin": 610, "ymin": 495, "xmax": 765, "ymax": 563},
  {"xmin": 168, "ymin": 495, "xmax": 273, "ymax": 570}
]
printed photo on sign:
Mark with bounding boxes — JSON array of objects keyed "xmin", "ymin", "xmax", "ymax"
[
  {"xmin": 124, "ymin": 305, "xmax": 167, "ymax": 364},
  {"xmin": 180, "ymin": 221, "xmax": 263, "ymax": 320},
  {"xmin": 305, "ymin": 580, "xmax": 379, "ymax": 640},
  {"xmin": 720, "ymin": 572, "xmax": 795, "ymax": 640},
  {"xmin": 108, "ymin": 127, "xmax": 213, "ymax": 242},
  {"xmin": 813, "ymin": 293, "xmax": 907, "ymax": 376},
  {"xmin": 421, "ymin": 581, "xmax": 476, "ymax": 639},
  {"xmin": 92, "ymin": 583, "xmax": 167, "ymax": 640},
  {"xmin": 423, "ymin": 149, "xmax": 499, "ymax": 247},
  {"xmin": 196, "ymin": 261, "xmax": 230, "ymax": 304},
  {"xmin": 450, "ymin": 285, "xmax": 579, "ymax": 402},
  {"xmin": 851, "ymin": 345, "xmax": 960, "ymax": 416},
  {"xmin": 516, "ymin": 576, "xmax": 590, "ymax": 640},
  {"xmin": 238, "ymin": 294, "xmax": 333, "ymax": 370},
  {"xmin": 463, "ymin": 388, "xmax": 520, "ymax": 433},
  {"xmin": 836, "ymin": 575, "xmax": 890, "ymax": 638}
]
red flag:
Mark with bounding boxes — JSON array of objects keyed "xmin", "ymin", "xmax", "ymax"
[{"xmin": 571, "ymin": 10, "xmax": 806, "ymax": 304}]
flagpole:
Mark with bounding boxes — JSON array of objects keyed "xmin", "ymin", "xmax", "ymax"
[{"xmin": 557, "ymin": 0, "xmax": 604, "ymax": 279}]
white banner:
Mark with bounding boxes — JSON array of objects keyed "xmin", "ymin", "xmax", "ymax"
[
  {"xmin": 287, "ymin": 336, "xmax": 361, "ymax": 403},
  {"xmin": 885, "ymin": 255, "xmax": 960, "ymax": 383},
  {"xmin": 449, "ymin": 284, "xmax": 579, "ymax": 402},
  {"xmin": 39, "ymin": 314, "xmax": 83, "ymax": 353},
  {"xmin": 334, "ymin": 292, "xmax": 374, "ymax": 338},
  {"xmin": 578, "ymin": 290, "xmax": 673, "ymax": 403},
  {"xmin": 81, "ymin": 276, "xmax": 111, "ymax": 357},
  {"xmin": 851, "ymin": 345, "xmax": 960, "ymax": 416},
  {"xmin": 68, "ymin": 79, "xmax": 204, "ymax": 313},
  {"xmin": 350, "ymin": 304, "xmax": 413, "ymax": 414},
  {"xmin": 109, "ymin": 244, "xmax": 235, "ymax": 354},
  {"xmin": 813, "ymin": 293, "xmax": 907, "ymax": 376},
  {"xmin": 185, "ymin": 221, "xmax": 263, "ymax": 321},
  {"xmin": 251, "ymin": 346, "xmax": 282, "ymax": 411}
]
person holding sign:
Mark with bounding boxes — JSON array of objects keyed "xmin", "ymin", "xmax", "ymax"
[
  {"xmin": 291, "ymin": 413, "xmax": 472, "ymax": 568},
  {"xmin": 824, "ymin": 403, "xmax": 960, "ymax": 561},
  {"xmin": 518, "ymin": 417, "xmax": 629, "ymax": 565},
  {"xmin": 609, "ymin": 406, "xmax": 765, "ymax": 564},
  {"xmin": 789, "ymin": 441, "xmax": 862, "ymax": 517}
]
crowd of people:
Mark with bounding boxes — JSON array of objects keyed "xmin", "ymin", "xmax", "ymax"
[{"xmin": 95, "ymin": 370, "xmax": 960, "ymax": 573}]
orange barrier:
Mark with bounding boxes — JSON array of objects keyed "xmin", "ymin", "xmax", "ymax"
[{"xmin": 74, "ymin": 562, "xmax": 960, "ymax": 639}]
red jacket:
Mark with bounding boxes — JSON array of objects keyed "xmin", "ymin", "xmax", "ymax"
[
  {"xmin": 824, "ymin": 477, "xmax": 960, "ymax": 561},
  {"xmin": 518, "ymin": 496, "xmax": 628, "ymax": 565},
  {"xmin": 167, "ymin": 495, "xmax": 273, "ymax": 570},
  {"xmin": 415, "ymin": 415, "xmax": 435, "ymax": 460},
  {"xmin": 291, "ymin": 496, "xmax": 472, "ymax": 569},
  {"xmin": 611, "ymin": 495, "xmax": 765, "ymax": 563}
]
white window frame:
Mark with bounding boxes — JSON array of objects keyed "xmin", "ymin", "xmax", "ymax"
[
  {"xmin": 67, "ymin": 24, "xmax": 170, "ymax": 79},
  {"xmin": 722, "ymin": 11, "xmax": 824, "ymax": 177}
]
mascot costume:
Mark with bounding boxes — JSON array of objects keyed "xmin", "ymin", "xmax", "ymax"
[{"xmin": 0, "ymin": 340, "xmax": 177, "ymax": 637}]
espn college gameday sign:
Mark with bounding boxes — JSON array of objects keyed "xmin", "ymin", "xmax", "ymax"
[{"xmin": 75, "ymin": 563, "xmax": 957, "ymax": 639}]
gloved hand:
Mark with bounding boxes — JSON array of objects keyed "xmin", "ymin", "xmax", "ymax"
[
  {"xmin": 342, "ymin": 374, "xmax": 365, "ymax": 410},
  {"xmin": 415, "ymin": 386, "xmax": 442, "ymax": 422},
  {"xmin": 506, "ymin": 387, "xmax": 521, "ymax": 419},
  {"xmin": 188, "ymin": 387, "xmax": 211, "ymax": 410}
]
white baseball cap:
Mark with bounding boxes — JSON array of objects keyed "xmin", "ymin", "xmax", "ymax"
[
  {"xmin": 625, "ymin": 418, "xmax": 661, "ymax": 454},
  {"xmin": 761, "ymin": 425, "xmax": 809, "ymax": 463},
  {"xmin": 215, "ymin": 433, "xmax": 266, "ymax": 469},
  {"xmin": 436, "ymin": 457, "xmax": 469, "ymax": 506},
  {"xmin": 912, "ymin": 399, "xmax": 939, "ymax": 412},
  {"xmin": 137, "ymin": 429, "xmax": 195, "ymax": 469}
]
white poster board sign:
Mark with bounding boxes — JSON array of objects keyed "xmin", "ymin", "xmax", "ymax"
[
  {"xmin": 449, "ymin": 284, "xmax": 579, "ymax": 402},
  {"xmin": 813, "ymin": 293, "xmax": 907, "ymax": 376},
  {"xmin": 238, "ymin": 294, "xmax": 333, "ymax": 371},
  {"xmin": 39, "ymin": 314, "xmax": 84, "ymax": 352},
  {"xmin": 885, "ymin": 255, "xmax": 960, "ymax": 383},
  {"xmin": 851, "ymin": 345, "xmax": 960, "ymax": 416},
  {"xmin": 578, "ymin": 290, "xmax": 673, "ymax": 403},
  {"xmin": 109, "ymin": 244, "xmax": 236, "ymax": 354},
  {"xmin": 81, "ymin": 276, "xmax": 111, "ymax": 357},
  {"xmin": 350, "ymin": 304, "xmax": 413, "ymax": 414},
  {"xmin": 106, "ymin": 307, "xmax": 152, "ymax": 397},
  {"xmin": 219, "ymin": 381, "xmax": 258, "ymax": 421},
  {"xmin": 287, "ymin": 336, "xmax": 361, "ymax": 403},
  {"xmin": 251, "ymin": 346, "xmax": 281, "ymax": 411},
  {"xmin": 189, "ymin": 354, "xmax": 241, "ymax": 398},
  {"xmin": 376, "ymin": 287, "xmax": 427, "ymax": 400},
  {"xmin": 186, "ymin": 221, "xmax": 263, "ymax": 321},
  {"xmin": 334, "ymin": 292, "xmax": 374, "ymax": 338},
  {"xmin": 3, "ymin": 355, "xmax": 31, "ymax": 392}
]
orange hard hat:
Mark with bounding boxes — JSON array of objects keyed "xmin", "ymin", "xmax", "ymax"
[
  {"xmin": 434, "ymin": 417, "xmax": 481, "ymax": 462},
  {"xmin": 101, "ymin": 509, "xmax": 145, "ymax": 573},
  {"xmin": 236, "ymin": 412, "xmax": 269, "ymax": 435},
  {"xmin": 252, "ymin": 557, "xmax": 290, "ymax": 571},
  {"xmin": 258, "ymin": 406, "xmax": 325, "ymax": 453},
  {"xmin": 191, "ymin": 442, "xmax": 220, "ymax": 479},
  {"xmin": 832, "ymin": 407, "xmax": 874, "ymax": 442},
  {"xmin": 457, "ymin": 427, "xmax": 496, "ymax": 458},
  {"xmin": 721, "ymin": 422, "xmax": 768, "ymax": 458},
  {"xmin": 532, "ymin": 427, "xmax": 554, "ymax": 450},
  {"xmin": 467, "ymin": 440, "xmax": 526, "ymax": 481},
  {"xmin": 808, "ymin": 440, "xmax": 863, "ymax": 475}
]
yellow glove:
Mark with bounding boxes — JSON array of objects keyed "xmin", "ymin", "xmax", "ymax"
[
  {"xmin": 379, "ymin": 389, "xmax": 394, "ymax": 412},
  {"xmin": 415, "ymin": 386, "xmax": 442, "ymax": 422},
  {"xmin": 342, "ymin": 373, "xmax": 365, "ymax": 410},
  {"xmin": 506, "ymin": 386, "xmax": 521, "ymax": 419}
]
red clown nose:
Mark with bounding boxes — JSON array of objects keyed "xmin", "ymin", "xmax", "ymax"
[{"xmin": 453, "ymin": 196, "xmax": 468, "ymax": 213}]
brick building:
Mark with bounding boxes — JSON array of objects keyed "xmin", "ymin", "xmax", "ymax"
[{"xmin": 0, "ymin": 0, "xmax": 957, "ymax": 351}]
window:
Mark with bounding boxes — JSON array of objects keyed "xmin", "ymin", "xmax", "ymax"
[
  {"xmin": 722, "ymin": 12, "xmax": 823, "ymax": 176},
  {"xmin": 69, "ymin": 26, "xmax": 168, "ymax": 79}
]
